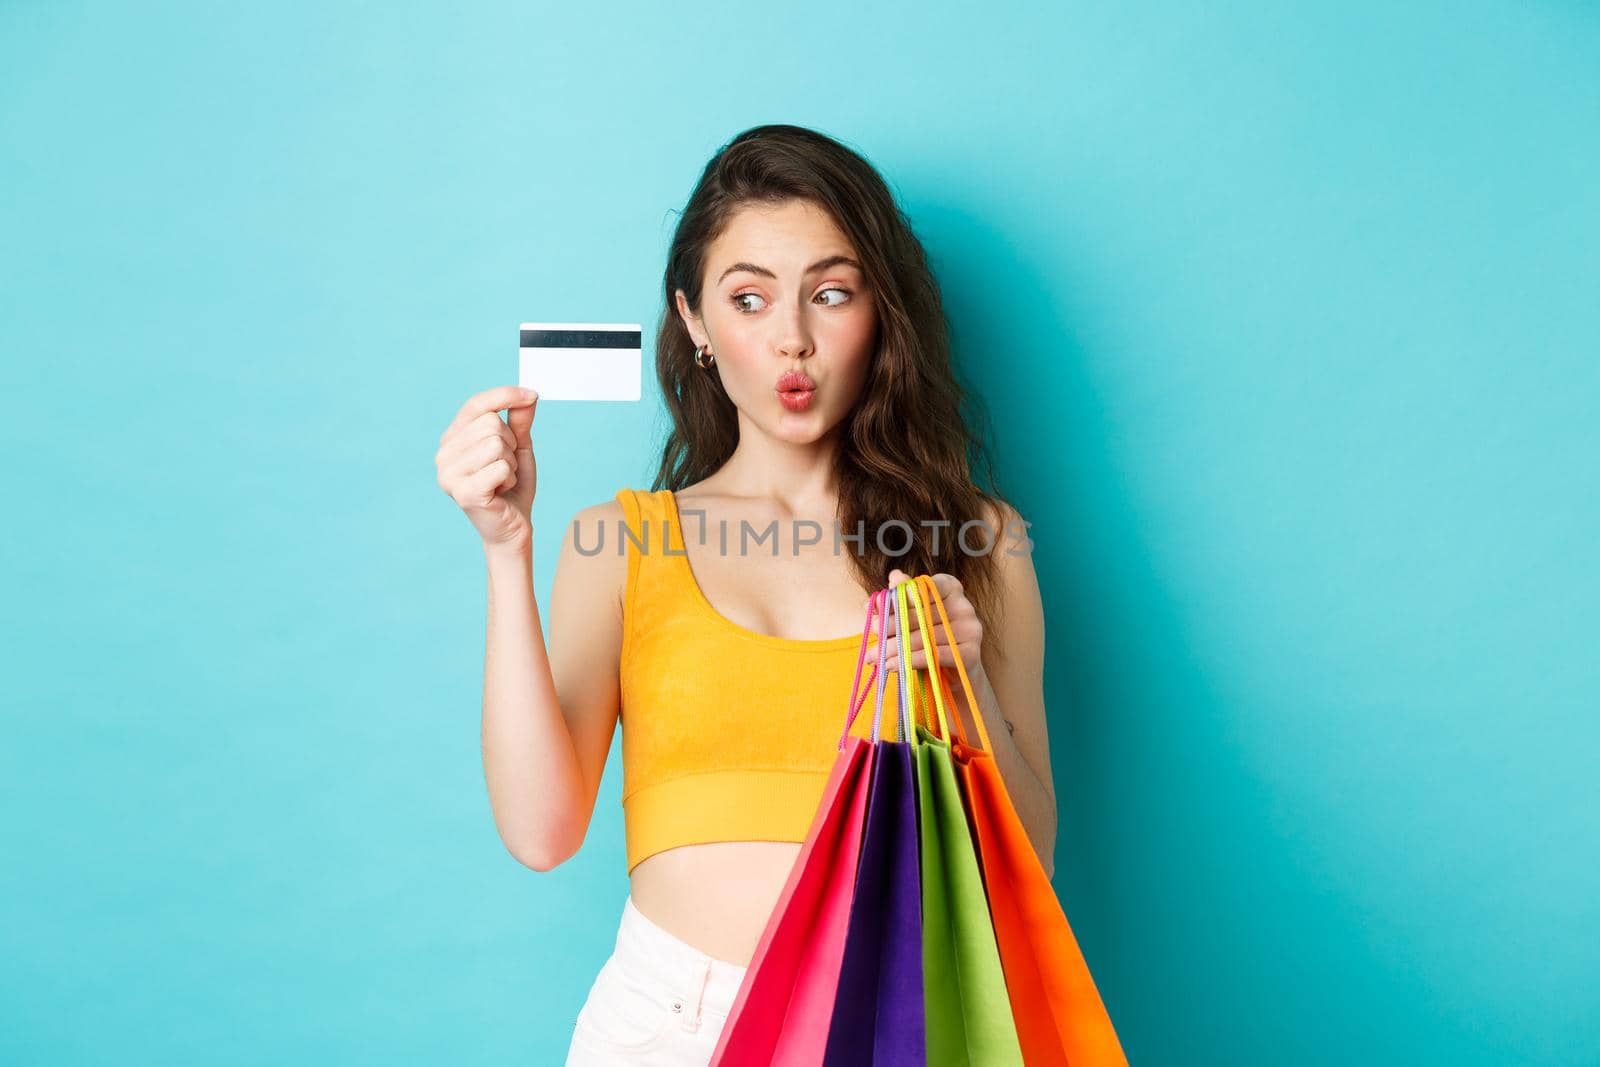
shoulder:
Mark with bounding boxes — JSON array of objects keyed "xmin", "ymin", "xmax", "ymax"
[
  {"xmin": 978, "ymin": 496, "xmax": 1033, "ymax": 561},
  {"xmin": 575, "ymin": 486, "xmax": 668, "ymax": 533},
  {"xmin": 975, "ymin": 495, "xmax": 1040, "ymax": 643},
  {"xmin": 552, "ymin": 492, "xmax": 637, "ymax": 597},
  {"xmin": 563, "ymin": 492, "xmax": 629, "ymax": 541}
]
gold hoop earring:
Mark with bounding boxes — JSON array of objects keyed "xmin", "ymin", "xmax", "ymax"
[{"xmin": 694, "ymin": 345, "xmax": 716, "ymax": 369}]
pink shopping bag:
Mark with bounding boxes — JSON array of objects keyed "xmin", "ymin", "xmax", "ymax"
[{"xmin": 709, "ymin": 589, "xmax": 892, "ymax": 1066}]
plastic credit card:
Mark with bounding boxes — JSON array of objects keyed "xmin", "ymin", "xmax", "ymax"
[{"xmin": 518, "ymin": 322, "xmax": 642, "ymax": 401}]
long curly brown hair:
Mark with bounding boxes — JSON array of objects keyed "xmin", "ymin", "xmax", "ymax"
[{"xmin": 651, "ymin": 123, "xmax": 1015, "ymax": 655}]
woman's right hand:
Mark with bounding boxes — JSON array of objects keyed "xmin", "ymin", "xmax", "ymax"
[{"xmin": 435, "ymin": 385, "xmax": 540, "ymax": 551}]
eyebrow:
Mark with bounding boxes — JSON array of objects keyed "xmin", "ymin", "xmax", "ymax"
[{"xmin": 716, "ymin": 254, "xmax": 863, "ymax": 286}]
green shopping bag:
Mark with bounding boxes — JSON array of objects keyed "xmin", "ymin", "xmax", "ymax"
[{"xmin": 897, "ymin": 578, "xmax": 1025, "ymax": 1065}]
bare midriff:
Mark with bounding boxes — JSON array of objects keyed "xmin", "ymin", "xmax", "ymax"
[{"xmin": 628, "ymin": 840, "xmax": 807, "ymax": 966}]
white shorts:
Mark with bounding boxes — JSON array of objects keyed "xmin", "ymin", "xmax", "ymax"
[{"xmin": 564, "ymin": 895, "xmax": 750, "ymax": 1065}]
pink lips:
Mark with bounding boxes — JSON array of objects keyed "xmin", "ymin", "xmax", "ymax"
[
  {"xmin": 776, "ymin": 370, "xmax": 815, "ymax": 392},
  {"xmin": 776, "ymin": 370, "xmax": 816, "ymax": 412}
]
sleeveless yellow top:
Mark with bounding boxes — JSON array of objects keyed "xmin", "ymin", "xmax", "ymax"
[{"xmin": 613, "ymin": 487, "xmax": 890, "ymax": 874}]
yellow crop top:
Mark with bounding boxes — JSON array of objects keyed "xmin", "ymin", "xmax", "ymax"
[{"xmin": 613, "ymin": 487, "xmax": 893, "ymax": 874}]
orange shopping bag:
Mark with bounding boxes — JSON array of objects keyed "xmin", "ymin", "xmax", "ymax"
[{"xmin": 912, "ymin": 574, "xmax": 1129, "ymax": 1066}]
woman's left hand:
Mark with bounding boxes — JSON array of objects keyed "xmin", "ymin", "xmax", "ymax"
[{"xmin": 864, "ymin": 568, "xmax": 985, "ymax": 681}]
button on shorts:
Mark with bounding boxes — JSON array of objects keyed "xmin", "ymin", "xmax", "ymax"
[{"xmin": 564, "ymin": 895, "xmax": 750, "ymax": 1065}]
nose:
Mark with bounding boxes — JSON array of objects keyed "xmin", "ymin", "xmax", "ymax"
[{"xmin": 774, "ymin": 300, "xmax": 815, "ymax": 360}]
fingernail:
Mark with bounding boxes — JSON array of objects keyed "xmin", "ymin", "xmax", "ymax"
[{"xmin": 521, "ymin": 388, "xmax": 538, "ymax": 399}]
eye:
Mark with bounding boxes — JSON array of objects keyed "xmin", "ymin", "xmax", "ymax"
[
  {"xmin": 731, "ymin": 292, "xmax": 767, "ymax": 314},
  {"xmin": 815, "ymin": 287, "xmax": 852, "ymax": 306}
]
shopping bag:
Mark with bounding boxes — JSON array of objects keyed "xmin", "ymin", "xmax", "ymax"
[
  {"xmin": 902, "ymin": 576, "xmax": 1025, "ymax": 1064},
  {"xmin": 821, "ymin": 584, "xmax": 925, "ymax": 1066},
  {"xmin": 709, "ymin": 589, "xmax": 890, "ymax": 1067},
  {"xmin": 915, "ymin": 576, "xmax": 1130, "ymax": 1066}
]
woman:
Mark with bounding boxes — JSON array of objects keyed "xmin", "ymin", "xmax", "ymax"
[{"xmin": 435, "ymin": 123, "xmax": 1058, "ymax": 1064}]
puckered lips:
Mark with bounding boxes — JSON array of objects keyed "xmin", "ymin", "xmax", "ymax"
[{"xmin": 776, "ymin": 370, "xmax": 816, "ymax": 412}]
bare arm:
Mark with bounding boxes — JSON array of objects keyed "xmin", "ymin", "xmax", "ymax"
[
  {"xmin": 883, "ymin": 502, "xmax": 1058, "ymax": 878},
  {"xmin": 434, "ymin": 384, "xmax": 625, "ymax": 872},
  {"xmin": 949, "ymin": 515, "xmax": 1058, "ymax": 879},
  {"xmin": 480, "ymin": 503, "xmax": 626, "ymax": 870}
]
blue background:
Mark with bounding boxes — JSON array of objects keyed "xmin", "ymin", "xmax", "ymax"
[{"xmin": 4, "ymin": 2, "xmax": 1596, "ymax": 1063}]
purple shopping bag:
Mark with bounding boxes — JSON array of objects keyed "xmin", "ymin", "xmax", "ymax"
[{"xmin": 822, "ymin": 580, "xmax": 925, "ymax": 1066}]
